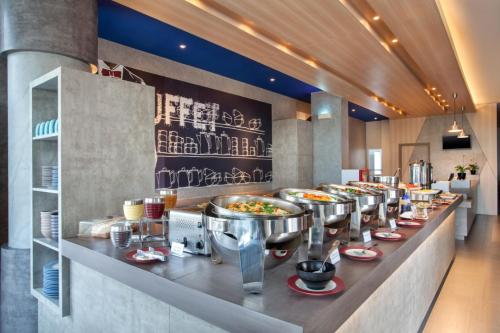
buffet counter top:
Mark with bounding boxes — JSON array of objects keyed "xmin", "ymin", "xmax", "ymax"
[{"xmin": 61, "ymin": 196, "xmax": 462, "ymax": 333}]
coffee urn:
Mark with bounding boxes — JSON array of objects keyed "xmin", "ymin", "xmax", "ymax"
[{"xmin": 409, "ymin": 160, "xmax": 433, "ymax": 188}]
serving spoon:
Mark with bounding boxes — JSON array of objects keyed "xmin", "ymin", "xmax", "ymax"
[{"xmin": 314, "ymin": 240, "xmax": 340, "ymax": 273}]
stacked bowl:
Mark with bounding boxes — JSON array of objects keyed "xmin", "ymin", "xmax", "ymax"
[
  {"xmin": 41, "ymin": 166, "xmax": 53, "ymax": 188},
  {"xmin": 42, "ymin": 260, "xmax": 59, "ymax": 299},
  {"xmin": 51, "ymin": 167, "xmax": 58, "ymax": 188},
  {"xmin": 110, "ymin": 222, "xmax": 132, "ymax": 248},
  {"xmin": 50, "ymin": 211, "xmax": 59, "ymax": 240},
  {"xmin": 40, "ymin": 211, "xmax": 52, "ymax": 239}
]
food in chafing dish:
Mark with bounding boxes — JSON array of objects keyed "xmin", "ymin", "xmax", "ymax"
[
  {"xmin": 287, "ymin": 190, "xmax": 336, "ymax": 202},
  {"xmin": 343, "ymin": 187, "xmax": 366, "ymax": 195},
  {"xmin": 226, "ymin": 201, "xmax": 290, "ymax": 215}
]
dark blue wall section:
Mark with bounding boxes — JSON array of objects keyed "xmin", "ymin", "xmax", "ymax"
[
  {"xmin": 97, "ymin": 0, "xmax": 385, "ymax": 121},
  {"xmin": 348, "ymin": 102, "xmax": 388, "ymax": 122}
]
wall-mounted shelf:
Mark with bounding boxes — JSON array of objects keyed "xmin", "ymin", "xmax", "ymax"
[
  {"xmin": 33, "ymin": 237, "xmax": 59, "ymax": 252},
  {"xmin": 33, "ymin": 133, "xmax": 58, "ymax": 141},
  {"xmin": 33, "ymin": 187, "xmax": 59, "ymax": 194}
]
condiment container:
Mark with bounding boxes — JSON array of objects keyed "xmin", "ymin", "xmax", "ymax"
[
  {"xmin": 110, "ymin": 222, "xmax": 132, "ymax": 248},
  {"xmin": 123, "ymin": 199, "xmax": 144, "ymax": 221},
  {"xmin": 157, "ymin": 189, "xmax": 178, "ymax": 211},
  {"xmin": 144, "ymin": 197, "xmax": 165, "ymax": 219}
]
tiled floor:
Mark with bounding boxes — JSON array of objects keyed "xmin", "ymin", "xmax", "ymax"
[{"xmin": 423, "ymin": 215, "xmax": 500, "ymax": 333}]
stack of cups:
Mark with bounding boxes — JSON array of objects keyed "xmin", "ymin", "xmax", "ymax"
[{"xmin": 40, "ymin": 211, "xmax": 52, "ymax": 239}]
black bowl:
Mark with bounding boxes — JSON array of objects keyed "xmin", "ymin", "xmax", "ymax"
[{"xmin": 296, "ymin": 260, "xmax": 335, "ymax": 290}]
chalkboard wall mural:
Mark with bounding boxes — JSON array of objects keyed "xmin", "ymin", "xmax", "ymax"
[{"xmin": 98, "ymin": 60, "xmax": 273, "ymax": 189}]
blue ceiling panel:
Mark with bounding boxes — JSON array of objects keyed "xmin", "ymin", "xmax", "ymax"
[
  {"xmin": 348, "ymin": 102, "xmax": 388, "ymax": 122},
  {"xmin": 98, "ymin": 0, "xmax": 320, "ymax": 102}
]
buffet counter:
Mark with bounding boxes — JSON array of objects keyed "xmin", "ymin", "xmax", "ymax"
[{"xmin": 56, "ymin": 196, "xmax": 462, "ymax": 333}]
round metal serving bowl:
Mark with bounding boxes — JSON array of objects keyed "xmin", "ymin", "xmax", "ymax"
[
  {"xmin": 278, "ymin": 188, "xmax": 354, "ymax": 226},
  {"xmin": 348, "ymin": 181, "xmax": 404, "ymax": 205},
  {"xmin": 277, "ymin": 188, "xmax": 355, "ymax": 260},
  {"xmin": 410, "ymin": 189, "xmax": 441, "ymax": 202},
  {"xmin": 372, "ymin": 175, "xmax": 400, "ymax": 188},
  {"xmin": 203, "ymin": 195, "xmax": 310, "ymax": 293},
  {"xmin": 318, "ymin": 184, "xmax": 383, "ymax": 213}
]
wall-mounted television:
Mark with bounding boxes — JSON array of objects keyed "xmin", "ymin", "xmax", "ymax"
[{"xmin": 442, "ymin": 135, "xmax": 471, "ymax": 149}]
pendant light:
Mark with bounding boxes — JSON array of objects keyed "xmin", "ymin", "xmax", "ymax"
[
  {"xmin": 448, "ymin": 92, "xmax": 462, "ymax": 133},
  {"xmin": 457, "ymin": 105, "xmax": 469, "ymax": 139}
]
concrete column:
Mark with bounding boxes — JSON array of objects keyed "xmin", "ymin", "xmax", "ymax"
[
  {"xmin": 1, "ymin": 1, "xmax": 97, "ymax": 331},
  {"xmin": 312, "ymin": 92, "xmax": 349, "ymax": 185},
  {"xmin": 0, "ymin": 56, "xmax": 6, "ymax": 246}
]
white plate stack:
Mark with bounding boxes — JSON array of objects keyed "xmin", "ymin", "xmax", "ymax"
[
  {"xmin": 50, "ymin": 211, "xmax": 59, "ymax": 241},
  {"xmin": 40, "ymin": 211, "xmax": 52, "ymax": 239},
  {"xmin": 42, "ymin": 260, "xmax": 59, "ymax": 299},
  {"xmin": 41, "ymin": 166, "xmax": 58, "ymax": 189}
]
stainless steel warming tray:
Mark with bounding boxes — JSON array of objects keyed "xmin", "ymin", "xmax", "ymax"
[
  {"xmin": 203, "ymin": 195, "xmax": 309, "ymax": 293},
  {"xmin": 348, "ymin": 181, "xmax": 403, "ymax": 205},
  {"xmin": 318, "ymin": 184, "xmax": 384, "ymax": 240},
  {"xmin": 277, "ymin": 188, "xmax": 354, "ymax": 259}
]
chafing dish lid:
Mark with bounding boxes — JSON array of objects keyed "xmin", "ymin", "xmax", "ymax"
[{"xmin": 207, "ymin": 195, "xmax": 305, "ymax": 219}]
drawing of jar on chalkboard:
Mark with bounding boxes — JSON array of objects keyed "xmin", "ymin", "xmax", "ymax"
[
  {"xmin": 184, "ymin": 137, "xmax": 198, "ymax": 155},
  {"xmin": 253, "ymin": 167, "xmax": 263, "ymax": 182},
  {"xmin": 197, "ymin": 132, "xmax": 218, "ymax": 155},
  {"xmin": 219, "ymin": 131, "xmax": 231, "ymax": 155},
  {"xmin": 241, "ymin": 138, "xmax": 249, "ymax": 156},
  {"xmin": 254, "ymin": 136, "xmax": 265, "ymax": 157},
  {"xmin": 168, "ymin": 131, "xmax": 184, "ymax": 154},
  {"xmin": 188, "ymin": 167, "xmax": 202, "ymax": 187},
  {"xmin": 156, "ymin": 168, "xmax": 176, "ymax": 188}
]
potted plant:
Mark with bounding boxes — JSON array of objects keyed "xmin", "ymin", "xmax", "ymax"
[
  {"xmin": 467, "ymin": 163, "xmax": 479, "ymax": 175},
  {"xmin": 455, "ymin": 165, "xmax": 467, "ymax": 180}
]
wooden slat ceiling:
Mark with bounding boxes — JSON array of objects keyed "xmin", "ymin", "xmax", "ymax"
[
  {"xmin": 364, "ymin": 0, "xmax": 475, "ymax": 113},
  {"xmin": 114, "ymin": 0, "xmax": 475, "ymax": 118}
]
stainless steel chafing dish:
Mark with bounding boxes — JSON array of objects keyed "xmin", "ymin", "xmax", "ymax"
[
  {"xmin": 410, "ymin": 189, "xmax": 441, "ymax": 202},
  {"xmin": 348, "ymin": 181, "xmax": 404, "ymax": 224},
  {"xmin": 277, "ymin": 188, "xmax": 354, "ymax": 260},
  {"xmin": 318, "ymin": 184, "xmax": 384, "ymax": 240},
  {"xmin": 372, "ymin": 175, "xmax": 400, "ymax": 188},
  {"xmin": 203, "ymin": 195, "xmax": 309, "ymax": 294}
]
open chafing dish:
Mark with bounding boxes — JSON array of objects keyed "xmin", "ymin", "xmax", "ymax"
[
  {"xmin": 348, "ymin": 181, "xmax": 404, "ymax": 223},
  {"xmin": 317, "ymin": 184, "xmax": 384, "ymax": 241},
  {"xmin": 277, "ymin": 188, "xmax": 354, "ymax": 260},
  {"xmin": 203, "ymin": 195, "xmax": 310, "ymax": 294},
  {"xmin": 410, "ymin": 189, "xmax": 441, "ymax": 202}
]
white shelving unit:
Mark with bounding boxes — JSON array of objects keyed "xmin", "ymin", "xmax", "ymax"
[
  {"xmin": 30, "ymin": 66, "xmax": 156, "ymax": 318},
  {"xmin": 30, "ymin": 68, "xmax": 68, "ymax": 316}
]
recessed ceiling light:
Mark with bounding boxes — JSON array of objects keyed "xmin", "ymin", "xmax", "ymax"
[
  {"xmin": 351, "ymin": 108, "xmax": 356, "ymax": 112},
  {"xmin": 442, "ymin": 99, "xmax": 446, "ymax": 103},
  {"xmin": 391, "ymin": 38, "xmax": 398, "ymax": 44},
  {"xmin": 373, "ymin": 15, "xmax": 380, "ymax": 20},
  {"xmin": 431, "ymin": 87, "xmax": 436, "ymax": 91},
  {"xmin": 374, "ymin": 117, "xmax": 378, "ymax": 120},
  {"xmin": 179, "ymin": 44, "xmax": 187, "ymax": 49},
  {"xmin": 269, "ymin": 77, "xmax": 276, "ymax": 82},
  {"xmin": 437, "ymin": 94, "xmax": 442, "ymax": 97}
]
